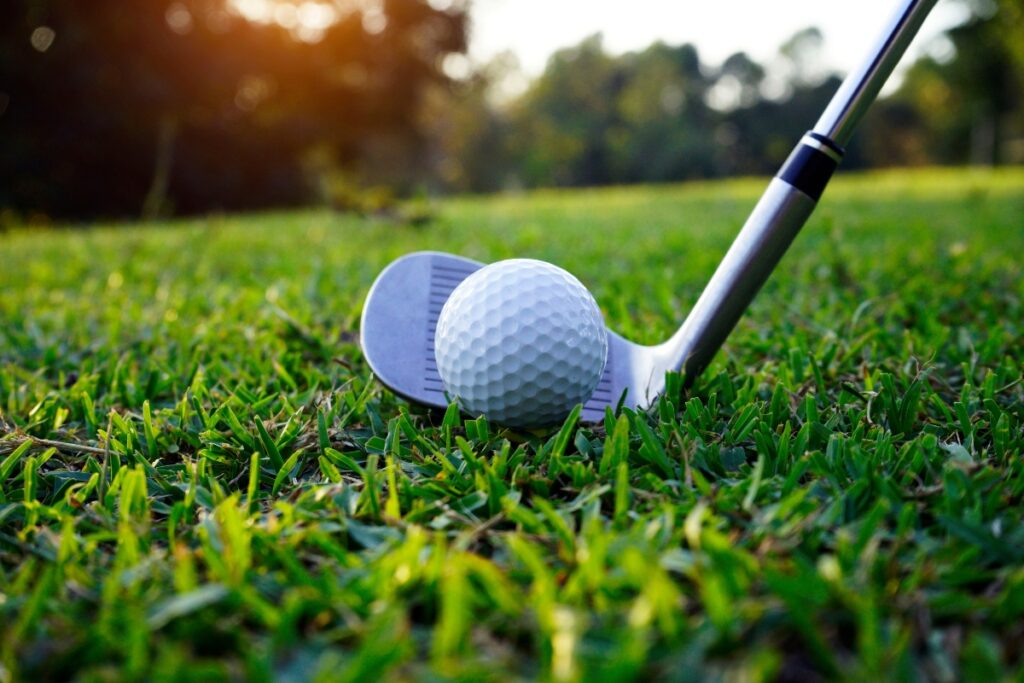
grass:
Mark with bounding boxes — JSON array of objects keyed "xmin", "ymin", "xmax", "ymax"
[{"xmin": 1, "ymin": 166, "xmax": 1023, "ymax": 681}]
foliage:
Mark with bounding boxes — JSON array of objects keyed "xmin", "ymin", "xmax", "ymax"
[
  {"xmin": 0, "ymin": 0, "xmax": 466, "ymax": 219},
  {"xmin": 1, "ymin": 168, "xmax": 1023, "ymax": 680},
  {"xmin": 864, "ymin": 0, "xmax": 1024, "ymax": 167},
  {"xmin": 437, "ymin": 31, "xmax": 862, "ymax": 193},
  {"xmin": 4, "ymin": 2, "xmax": 1021, "ymax": 220},
  {"xmin": 437, "ymin": 4, "xmax": 1024, "ymax": 194}
]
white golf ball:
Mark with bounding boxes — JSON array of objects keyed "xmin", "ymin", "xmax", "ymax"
[{"xmin": 434, "ymin": 259, "xmax": 608, "ymax": 428}]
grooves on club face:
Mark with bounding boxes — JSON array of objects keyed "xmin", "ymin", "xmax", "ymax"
[{"xmin": 360, "ymin": 251, "xmax": 624, "ymax": 425}]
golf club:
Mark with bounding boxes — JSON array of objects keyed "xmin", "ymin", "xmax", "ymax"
[{"xmin": 361, "ymin": 0, "xmax": 940, "ymax": 423}]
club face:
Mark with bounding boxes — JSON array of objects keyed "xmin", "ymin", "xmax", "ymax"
[
  {"xmin": 360, "ymin": 251, "xmax": 648, "ymax": 424},
  {"xmin": 360, "ymin": 251, "xmax": 481, "ymax": 409}
]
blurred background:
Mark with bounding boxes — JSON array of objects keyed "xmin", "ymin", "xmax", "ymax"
[{"xmin": 1, "ymin": 0, "xmax": 1021, "ymax": 222}]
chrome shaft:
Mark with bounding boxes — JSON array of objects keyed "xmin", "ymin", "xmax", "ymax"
[
  {"xmin": 815, "ymin": 0, "xmax": 940, "ymax": 146},
  {"xmin": 664, "ymin": 0, "xmax": 939, "ymax": 384}
]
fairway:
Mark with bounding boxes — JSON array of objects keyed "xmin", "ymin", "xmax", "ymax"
[{"xmin": 1, "ymin": 168, "xmax": 1023, "ymax": 680}]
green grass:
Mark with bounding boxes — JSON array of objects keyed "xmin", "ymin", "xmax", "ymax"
[{"xmin": 1, "ymin": 167, "xmax": 1023, "ymax": 681}]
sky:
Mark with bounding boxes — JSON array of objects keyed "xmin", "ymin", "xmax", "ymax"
[
  {"xmin": 466, "ymin": 0, "xmax": 966, "ymax": 82},
  {"xmin": 228, "ymin": 0, "xmax": 969, "ymax": 100}
]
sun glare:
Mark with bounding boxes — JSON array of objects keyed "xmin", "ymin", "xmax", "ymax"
[{"xmin": 230, "ymin": 0, "xmax": 369, "ymax": 41}]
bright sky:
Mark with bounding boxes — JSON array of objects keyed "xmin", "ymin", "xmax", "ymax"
[
  {"xmin": 467, "ymin": 0, "xmax": 966, "ymax": 78},
  {"xmin": 228, "ymin": 0, "xmax": 968, "ymax": 99}
]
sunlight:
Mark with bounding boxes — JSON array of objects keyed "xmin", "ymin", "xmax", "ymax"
[
  {"xmin": 231, "ymin": 0, "xmax": 274, "ymax": 23},
  {"xmin": 230, "ymin": 0, "xmax": 354, "ymax": 41}
]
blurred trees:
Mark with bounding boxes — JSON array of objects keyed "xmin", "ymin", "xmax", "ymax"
[
  {"xmin": 434, "ymin": 32, "xmax": 844, "ymax": 193},
  {"xmin": 436, "ymin": 2, "xmax": 1023, "ymax": 194},
  {"xmin": 1, "ymin": 0, "xmax": 1020, "ymax": 220},
  {"xmin": 863, "ymin": 0, "xmax": 1023, "ymax": 167},
  {"xmin": 605, "ymin": 43, "xmax": 715, "ymax": 183},
  {"xmin": 0, "ymin": 0, "xmax": 466, "ymax": 219},
  {"xmin": 510, "ymin": 36, "xmax": 620, "ymax": 187}
]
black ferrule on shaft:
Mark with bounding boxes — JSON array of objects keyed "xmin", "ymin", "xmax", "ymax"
[{"xmin": 777, "ymin": 133, "xmax": 844, "ymax": 202}]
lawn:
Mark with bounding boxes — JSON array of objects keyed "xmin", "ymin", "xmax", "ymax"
[{"xmin": 1, "ymin": 167, "xmax": 1023, "ymax": 681}]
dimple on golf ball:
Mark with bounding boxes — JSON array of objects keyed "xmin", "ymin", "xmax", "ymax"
[{"xmin": 434, "ymin": 259, "xmax": 608, "ymax": 428}]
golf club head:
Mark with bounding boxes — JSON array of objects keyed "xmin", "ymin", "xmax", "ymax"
[{"xmin": 360, "ymin": 251, "xmax": 657, "ymax": 424}]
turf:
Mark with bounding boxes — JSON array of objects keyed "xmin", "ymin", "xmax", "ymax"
[{"xmin": 1, "ymin": 167, "xmax": 1023, "ymax": 681}]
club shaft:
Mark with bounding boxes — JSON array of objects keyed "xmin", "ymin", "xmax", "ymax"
[
  {"xmin": 668, "ymin": 179, "xmax": 815, "ymax": 380},
  {"xmin": 668, "ymin": 0, "xmax": 939, "ymax": 382},
  {"xmin": 815, "ymin": 0, "xmax": 940, "ymax": 147}
]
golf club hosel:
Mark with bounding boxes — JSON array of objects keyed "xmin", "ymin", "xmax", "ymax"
[
  {"xmin": 670, "ymin": 134, "xmax": 845, "ymax": 381},
  {"xmin": 669, "ymin": 173, "xmax": 818, "ymax": 382}
]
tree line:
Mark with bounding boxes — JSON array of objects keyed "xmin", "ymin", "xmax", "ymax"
[
  {"xmin": 0, "ymin": 0, "xmax": 1020, "ymax": 220},
  {"xmin": 430, "ymin": 0, "xmax": 1023, "ymax": 194},
  {"xmin": 0, "ymin": 0, "xmax": 466, "ymax": 220}
]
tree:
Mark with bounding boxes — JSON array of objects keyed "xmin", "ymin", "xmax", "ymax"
[
  {"xmin": 0, "ymin": 0, "xmax": 467, "ymax": 219},
  {"xmin": 608, "ymin": 43, "xmax": 715, "ymax": 182},
  {"xmin": 507, "ymin": 35, "xmax": 621, "ymax": 187},
  {"xmin": 778, "ymin": 27, "xmax": 828, "ymax": 90},
  {"xmin": 419, "ymin": 52, "xmax": 521, "ymax": 194},
  {"xmin": 860, "ymin": 0, "xmax": 1024, "ymax": 167}
]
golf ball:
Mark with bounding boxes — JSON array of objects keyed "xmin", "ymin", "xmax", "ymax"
[{"xmin": 435, "ymin": 259, "xmax": 608, "ymax": 428}]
